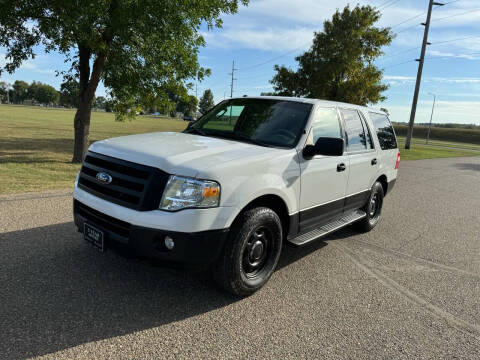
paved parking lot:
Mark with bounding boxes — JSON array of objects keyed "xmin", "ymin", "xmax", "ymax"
[{"xmin": 1, "ymin": 156, "xmax": 479, "ymax": 359}]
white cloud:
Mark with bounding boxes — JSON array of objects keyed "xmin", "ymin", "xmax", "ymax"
[
  {"xmin": 381, "ymin": 101, "xmax": 480, "ymax": 125},
  {"xmin": 202, "ymin": 27, "xmax": 315, "ymax": 51},
  {"xmin": 384, "ymin": 75, "xmax": 480, "ymax": 85},
  {"xmin": 427, "ymin": 49, "xmax": 480, "ymax": 60},
  {"xmin": 233, "ymin": 0, "xmax": 344, "ymax": 25},
  {"xmin": 252, "ymin": 84, "xmax": 273, "ymax": 89}
]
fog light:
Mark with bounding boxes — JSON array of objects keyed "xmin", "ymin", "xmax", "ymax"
[{"xmin": 164, "ymin": 236, "xmax": 175, "ymax": 250}]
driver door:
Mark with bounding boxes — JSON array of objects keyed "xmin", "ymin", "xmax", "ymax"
[{"xmin": 298, "ymin": 107, "xmax": 349, "ymax": 232}]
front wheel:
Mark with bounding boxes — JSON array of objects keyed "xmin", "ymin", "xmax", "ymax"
[
  {"xmin": 355, "ymin": 181, "xmax": 384, "ymax": 232},
  {"xmin": 213, "ymin": 207, "xmax": 283, "ymax": 296}
]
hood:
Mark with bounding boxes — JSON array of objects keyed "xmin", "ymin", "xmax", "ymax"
[{"xmin": 89, "ymin": 132, "xmax": 283, "ymax": 177}]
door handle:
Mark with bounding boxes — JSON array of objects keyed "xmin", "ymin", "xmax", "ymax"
[
  {"xmin": 371, "ymin": 158, "xmax": 377, "ymax": 165},
  {"xmin": 337, "ymin": 163, "xmax": 346, "ymax": 172}
]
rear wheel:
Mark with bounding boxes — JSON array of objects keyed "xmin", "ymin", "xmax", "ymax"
[
  {"xmin": 355, "ymin": 181, "xmax": 384, "ymax": 232},
  {"xmin": 213, "ymin": 207, "xmax": 282, "ymax": 296}
]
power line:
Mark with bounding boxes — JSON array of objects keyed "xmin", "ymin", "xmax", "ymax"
[
  {"xmin": 431, "ymin": 34, "xmax": 480, "ymax": 45},
  {"xmin": 382, "ymin": 47, "xmax": 421, "ymax": 60},
  {"xmin": 237, "ymin": 41, "xmax": 311, "ymax": 72},
  {"xmin": 441, "ymin": 0, "xmax": 461, "ymax": 5},
  {"xmin": 391, "ymin": 11, "xmax": 427, "ymax": 29},
  {"xmin": 431, "ymin": 7, "xmax": 480, "ymax": 22},
  {"xmin": 392, "ymin": 0, "xmax": 459, "ymax": 33},
  {"xmin": 378, "ymin": 0, "xmax": 402, "ymax": 10},
  {"xmin": 425, "ymin": 50, "xmax": 480, "ymax": 60},
  {"xmin": 383, "ymin": 59, "xmax": 417, "ymax": 69},
  {"xmin": 381, "ymin": 35, "xmax": 480, "ymax": 60}
]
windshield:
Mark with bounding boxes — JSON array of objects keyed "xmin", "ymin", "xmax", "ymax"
[{"xmin": 185, "ymin": 98, "xmax": 313, "ymax": 148}]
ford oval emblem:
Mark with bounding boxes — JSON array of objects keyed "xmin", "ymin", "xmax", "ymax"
[{"xmin": 96, "ymin": 172, "xmax": 113, "ymax": 184}]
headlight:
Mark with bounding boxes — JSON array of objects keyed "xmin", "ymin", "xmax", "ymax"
[{"xmin": 160, "ymin": 176, "xmax": 220, "ymax": 211}]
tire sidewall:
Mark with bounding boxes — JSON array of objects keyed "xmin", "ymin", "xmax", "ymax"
[
  {"xmin": 366, "ymin": 182, "xmax": 384, "ymax": 227},
  {"xmin": 230, "ymin": 208, "xmax": 283, "ymax": 292}
]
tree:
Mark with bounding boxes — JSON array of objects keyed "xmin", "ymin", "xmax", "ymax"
[
  {"xmin": 104, "ymin": 99, "xmax": 115, "ymax": 113},
  {"xmin": 0, "ymin": 82, "xmax": 8, "ymax": 103},
  {"xmin": 27, "ymin": 81, "xmax": 59, "ymax": 104},
  {"xmin": 199, "ymin": 89, "xmax": 215, "ymax": 114},
  {"xmin": 27, "ymin": 81, "xmax": 41, "ymax": 102},
  {"xmin": 36, "ymin": 83, "xmax": 59, "ymax": 104},
  {"xmin": 270, "ymin": 5, "xmax": 393, "ymax": 105},
  {"xmin": 59, "ymin": 78, "xmax": 79, "ymax": 108},
  {"xmin": 177, "ymin": 95, "xmax": 198, "ymax": 117},
  {"xmin": 94, "ymin": 96, "xmax": 107, "ymax": 110},
  {"xmin": 12, "ymin": 80, "xmax": 29, "ymax": 104},
  {"xmin": 0, "ymin": 1, "xmax": 248, "ymax": 162}
]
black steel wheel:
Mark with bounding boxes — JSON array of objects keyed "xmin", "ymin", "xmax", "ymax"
[
  {"xmin": 213, "ymin": 207, "xmax": 283, "ymax": 296},
  {"xmin": 355, "ymin": 181, "xmax": 384, "ymax": 232}
]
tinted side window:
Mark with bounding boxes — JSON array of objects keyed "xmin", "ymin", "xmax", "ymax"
[
  {"xmin": 369, "ymin": 112, "xmax": 398, "ymax": 150},
  {"xmin": 359, "ymin": 112, "xmax": 374, "ymax": 149},
  {"xmin": 311, "ymin": 107, "xmax": 341, "ymax": 143},
  {"xmin": 340, "ymin": 109, "xmax": 367, "ymax": 151}
]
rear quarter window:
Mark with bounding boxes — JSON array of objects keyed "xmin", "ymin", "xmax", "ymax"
[{"xmin": 369, "ymin": 112, "xmax": 398, "ymax": 150}]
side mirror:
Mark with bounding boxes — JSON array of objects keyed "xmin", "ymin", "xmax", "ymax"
[{"xmin": 303, "ymin": 137, "xmax": 344, "ymax": 158}]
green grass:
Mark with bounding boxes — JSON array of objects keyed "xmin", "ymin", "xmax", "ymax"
[
  {"xmin": 0, "ymin": 104, "xmax": 186, "ymax": 194},
  {"xmin": 0, "ymin": 104, "xmax": 478, "ymax": 195},
  {"xmin": 394, "ymin": 124, "xmax": 480, "ymax": 144},
  {"xmin": 397, "ymin": 138, "xmax": 479, "ymax": 161},
  {"xmin": 397, "ymin": 136, "xmax": 480, "ymax": 151}
]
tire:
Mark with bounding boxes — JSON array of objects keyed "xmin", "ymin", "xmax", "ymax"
[
  {"xmin": 355, "ymin": 181, "xmax": 384, "ymax": 232},
  {"xmin": 213, "ymin": 207, "xmax": 283, "ymax": 296}
]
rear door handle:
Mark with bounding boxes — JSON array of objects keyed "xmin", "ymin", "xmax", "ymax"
[
  {"xmin": 371, "ymin": 158, "xmax": 377, "ymax": 165},
  {"xmin": 337, "ymin": 163, "xmax": 346, "ymax": 172}
]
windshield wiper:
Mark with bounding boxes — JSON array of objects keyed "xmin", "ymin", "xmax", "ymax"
[
  {"xmin": 221, "ymin": 132, "xmax": 269, "ymax": 147},
  {"xmin": 185, "ymin": 127, "xmax": 207, "ymax": 136}
]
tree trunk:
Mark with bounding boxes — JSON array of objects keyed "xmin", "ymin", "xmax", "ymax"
[
  {"xmin": 72, "ymin": 100, "xmax": 92, "ymax": 163},
  {"xmin": 71, "ymin": 46, "xmax": 106, "ymax": 163}
]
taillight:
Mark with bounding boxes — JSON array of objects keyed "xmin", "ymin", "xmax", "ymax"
[{"xmin": 394, "ymin": 151, "xmax": 400, "ymax": 169}]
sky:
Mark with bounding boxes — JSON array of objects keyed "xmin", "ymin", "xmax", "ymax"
[{"xmin": 1, "ymin": 0, "xmax": 479, "ymax": 125}]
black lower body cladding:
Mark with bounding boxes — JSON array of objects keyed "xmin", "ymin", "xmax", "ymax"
[{"xmin": 74, "ymin": 200, "xmax": 228, "ymax": 265}]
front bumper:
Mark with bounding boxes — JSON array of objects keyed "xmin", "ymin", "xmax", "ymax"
[{"xmin": 74, "ymin": 200, "xmax": 229, "ymax": 265}]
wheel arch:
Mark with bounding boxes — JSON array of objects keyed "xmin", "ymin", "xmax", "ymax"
[
  {"xmin": 376, "ymin": 174, "xmax": 388, "ymax": 196},
  {"xmin": 231, "ymin": 194, "xmax": 291, "ymax": 239}
]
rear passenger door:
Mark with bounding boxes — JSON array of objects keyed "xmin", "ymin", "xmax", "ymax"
[
  {"xmin": 339, "ymin": 108, "xmax": 378, "ymax": 213},
  {"xmin": 369, "ymin": 112, "xmax": 399, "ymax": 185}
]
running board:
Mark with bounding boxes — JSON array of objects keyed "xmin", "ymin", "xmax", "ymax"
[{"xmin": 287, "ymin": 210, "xmax": 366, "ymax": 246}]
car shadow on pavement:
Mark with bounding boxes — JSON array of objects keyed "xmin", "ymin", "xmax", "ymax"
[
  {"xmin": 1, "ymin": 221, "xmax": 335, "ymax": 359},
  {"xmin": 0, "ymin": 222, "xmax": 237, "ymax": 359},
  {"xmin": 277, "ymin": 241, "xmax": 328, "ymax": 270}
]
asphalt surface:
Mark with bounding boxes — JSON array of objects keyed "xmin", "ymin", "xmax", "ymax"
[{"xmin": 1, "ymin": 157, "xmax": 479, "ymax": 359}]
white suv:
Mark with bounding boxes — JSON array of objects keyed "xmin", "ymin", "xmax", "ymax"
[{"xmin": 73, "ymin": 96, "xmax": 400, "ymax": 296}]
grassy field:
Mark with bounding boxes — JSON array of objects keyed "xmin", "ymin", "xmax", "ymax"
[
  {"xmin": 0, "ymin": 105, "xmax": 186, "ymax": 194},
  {"xmin": 394, "ymin": 124, "xmax": 480, "ymax": 144},
  {"xmin": 396, "ymin": 137, "xmax": 479, "ymax": 161},
  {"xmin": 0, "ymin": 104, "xmax": 478, "ymax": 194}
]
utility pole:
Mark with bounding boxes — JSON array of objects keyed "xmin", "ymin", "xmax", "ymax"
[
  {"xmin": 426, "ymin": 92, "xmax": 436, "ymax": 144},
  {"xmin": 228, "ymin": 60, "xmax": 237, "ymax": 98},
  {"xmin": 405, "ymin": 0, "xmax": 444, "ymax": 149},
  {"xmin": 195, "ymin": 83, "xmax": 198, "ymax": 99}
]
